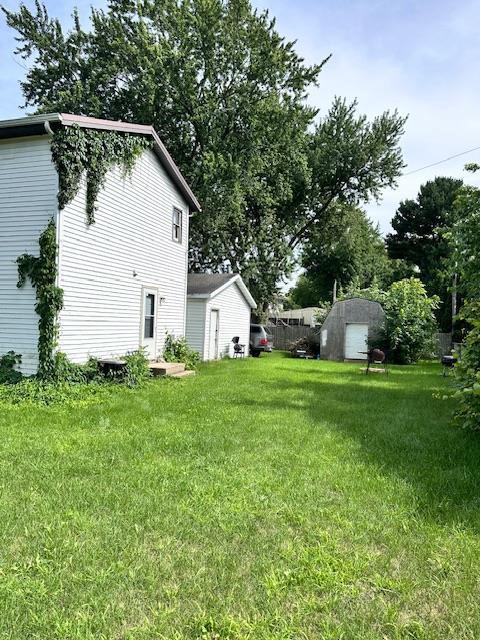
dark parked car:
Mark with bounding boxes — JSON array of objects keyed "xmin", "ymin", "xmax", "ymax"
[{"xmin": 250, "ymin": 324, "xmax": 273, "ymax": 357}]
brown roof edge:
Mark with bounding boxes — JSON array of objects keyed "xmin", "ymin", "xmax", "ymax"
[{"xmin": 59, "ymin": 113, "xmax": 153, "ymax": 135}]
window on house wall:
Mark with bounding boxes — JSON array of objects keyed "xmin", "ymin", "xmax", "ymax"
[
  {"xmin": 144, "ymin": 293, "xmax": 155, "ymax": 339},
  {"xmin": 172, "ymin": 207, "xmax": 182, "ymax": 243}
]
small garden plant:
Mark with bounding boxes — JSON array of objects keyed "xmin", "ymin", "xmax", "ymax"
[
  {"xmin": 163, "ymin": 333, "xmax": 200, "ymax": 370},
  {"xmin": 0, "ymin": 351, "xmax": 23, "ymax": 384},
  {"xmin": 123, "ymin": 349, "xmax": 151, "ymax": 387}
]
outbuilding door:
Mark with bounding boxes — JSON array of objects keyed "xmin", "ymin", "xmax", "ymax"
[
  {"xmin": 344, "ymin": 323, "xmax": 368, "ymax": 360},
  {"xmin": 209, "ymin": 309, "xmax": 220, "ymax": 360}
]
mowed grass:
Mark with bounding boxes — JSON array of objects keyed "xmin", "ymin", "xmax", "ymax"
[{"xmin": 1, "ymin": 353, "xmax": 480, "ymax": 639}]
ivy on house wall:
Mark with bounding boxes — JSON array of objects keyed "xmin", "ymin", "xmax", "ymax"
[
  {"xmin": 17, "ymin": 126, "xmax": 152, "ymax": 378},
  {"xmin": 17, "ymin": 219, "xmax": 63, "ymax": 380},
  {"xmin": 51, "ymin": 125, "xmax": 153, "ymax": 225}
]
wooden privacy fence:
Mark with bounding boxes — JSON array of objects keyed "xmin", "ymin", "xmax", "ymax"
[
  {"xmin": 436, "ymin": 332, "xmax": 452, "ymax": 357},
  {"xmin": 267, "ymin": 324, "xmax": 320, "ymax": 351},
  {"xmin": 268, "ymin": 325, "xmax": 452, "ymax": 358}
]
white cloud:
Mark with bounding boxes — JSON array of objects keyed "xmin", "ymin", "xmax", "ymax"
[{"xmin": 253, "ymin": 0, "xmax": 480, "ymax": 232}]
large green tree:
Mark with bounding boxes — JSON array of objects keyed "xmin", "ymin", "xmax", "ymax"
[
  {"xmin": 287, "ymin": 205, "xmax": 413, "ymax": 307},
  {"xmin": 449, "ymin": 167, "xmax": 480, "ymax": 430},
  {"xmin": 300, "ymin": 205, "xmax": 391, "ymax": 302},
  {"xmin": 4, "ymin": 0, "xmax": 405, "ymax": 309},
  {"xmin": 386, "ymin": 176, "xmax": 463, "ymax": 330}
]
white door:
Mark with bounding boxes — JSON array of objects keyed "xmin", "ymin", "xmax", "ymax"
[
  {"xmin": 344, "ymin": 323, "xmax": 368, "ymax": 360},
  {"xmin": 209, "ymin": 309, "xmax": 219, "ymax": 360},
  {"xmin": 141, "ymin": 289, "xmax": 157, "ymax": 359}
]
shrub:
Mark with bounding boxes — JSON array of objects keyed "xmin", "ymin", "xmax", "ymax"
[
  {"xmin": 0, "ymin": 379, "xmax": 109, "ymax": 407},
  {"xmin": 52, "ymin": 352, "xmax": 100, "ymax": 383},
  {"xmin": 448, "ymin": 178, "xmax": 480, "ymax": 430},
  {"xmin": 313, "ymin": 301, "xmax": 332, "ymax": 326},
  {"xmin": 452, "ymin": 301, "xmax": 480, "ymax": 431},
  {"xmin": 0, "ymin": 351, "xmax": 23, "ymax": 384},
  {"xmin": 163, "ymin": 334, "xmax": 200, "ymax": 370},
  {"xmin": 382, "ymin": 279, "xmax": 439, "ymax": 364},
  {"xmin": 123, "ymin": 349, "xmax": 151, "ymax": 386},
  {"xmin": 288, "ymin": 335, "xmax": 320, "ymax": 357},
  {"xmin": 0, "ymin": 349, "xmax": 150, "ymax": 407}
]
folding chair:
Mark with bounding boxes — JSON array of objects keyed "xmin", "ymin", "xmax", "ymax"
[{"xmin": 232, "ymin": 336, "xmax": 245, "ymax": 358}]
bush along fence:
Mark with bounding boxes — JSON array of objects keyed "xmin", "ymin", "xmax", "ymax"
[{"xmin": 267, "ymin": 324, "xmax": 320, "ymax": 351}]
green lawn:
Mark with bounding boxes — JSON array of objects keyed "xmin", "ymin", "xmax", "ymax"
[{"xmin": 1, "ymin": 353, "xmax": 480, "ymax": 639}]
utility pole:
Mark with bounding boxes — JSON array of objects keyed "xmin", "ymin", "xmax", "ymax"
[
  {"xmin": 333, "ymin": 279, "xmax": 337, "ymax": 303},
  {"xmin": 452, "ymin": 272, "xmax": 457, "ymax": 330}
]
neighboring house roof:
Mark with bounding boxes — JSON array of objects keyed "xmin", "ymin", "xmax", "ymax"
[
  {"xmin": 187, "ymin": 273, "xmax": 257, "ymax": 309},
  {"xmin": 331, "ymin": 297, "xmax": 384, "ymax": 309},
  {"xmin": 0, "ymin": 113, "xmax": 201, "ymax": 212}
]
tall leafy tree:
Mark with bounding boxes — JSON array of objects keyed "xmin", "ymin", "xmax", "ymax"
[
  {"xmin": 4, "ymin": 0, "xmax": 406, "ymax": 309},
  {"xmin": 449, "ymin": 167, "xmax": 480, "ymax": 430},
  {"xmin": 386, "ymin": 176, "xmax": 463, "ymax": 330},
  {"xmin": 295, "ymin": 99, "xmax": 406, "ymax": 251},
  {"xmin": 295, "ymin": 206, "xmax": 392, "ymax": 303}
]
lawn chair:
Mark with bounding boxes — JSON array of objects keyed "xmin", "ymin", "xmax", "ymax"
[{"xmin": 232, "ymin": 336, "xmax": 245, "ymax": 358}]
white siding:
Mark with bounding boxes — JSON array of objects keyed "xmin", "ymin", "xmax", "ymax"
[
  {"xmin": 185, "ymin": 299, "xmax": 206, "ymax": 359},
  {"xmin": 204, "ymin": 283, "xmax": 251, "ymax": 360},
  {"xmin": 57, "ymin": 149, "xmax": 189, "ymax": 362},
  {"xmin": 0, "ymin": 136, "xmax": 58, "ymax": 374}
]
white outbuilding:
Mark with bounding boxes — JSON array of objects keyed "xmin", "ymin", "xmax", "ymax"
[{"xmin": 186, "ymin": 274, "xmax": 257, "ymax": 360}]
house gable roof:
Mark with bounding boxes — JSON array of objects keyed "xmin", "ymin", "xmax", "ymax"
[
  {"xmin": 0, "ymin": 113, "xmax": 201, "ymax": 212},
  {"xmin": 187, "ymin": 273, "xmax": 257, "ymax": 309}
]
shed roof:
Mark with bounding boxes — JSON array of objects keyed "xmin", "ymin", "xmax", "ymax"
[
  {"xmin": 187, "ymin": 273, "xmax": 257, "ymax": 309},
  {"xmin": 187, "ymin": 273, "xmax": 236, "ymax": 295},
  {"xmin": 0, "ymin": 113, "xmax": 200, "ymax": 212}
]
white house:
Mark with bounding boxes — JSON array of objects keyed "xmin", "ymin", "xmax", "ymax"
[
  {"xmin": 186, "ymin": 274, "xmax": 256, "ymax": 360},
  {"xmin": 0, "ymin": 113, "xmax": 201, "ymax": 374}
]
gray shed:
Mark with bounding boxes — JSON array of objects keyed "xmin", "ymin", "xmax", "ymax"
[{"xmin": 320, "ymin": 298, "xmax": 385, "ymax": 361}]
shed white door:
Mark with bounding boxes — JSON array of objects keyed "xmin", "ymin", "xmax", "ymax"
[
  {"xmin": 209, "ymin": 309, "xmax": 220, "ymax": 360},
  {"xmin": 345, "ymin": 323, "xmax": 368, "ymax": 360}
]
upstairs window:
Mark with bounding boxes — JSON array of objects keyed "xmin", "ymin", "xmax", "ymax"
[{"xmin": 172, "ymin": 207, "xmax": 183, "ymax": 243}]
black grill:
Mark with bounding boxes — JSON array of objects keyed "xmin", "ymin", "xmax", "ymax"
[{"xmin": 441, "ymin": 355, "xmax": 457, "ymax": 376}]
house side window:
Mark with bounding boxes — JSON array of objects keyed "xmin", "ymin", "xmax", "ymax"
[
  {"xmin": 144, "ymin": 293, "xmax": 155, "ymax": 339},
  {"xmin": 172, "ymin": 207, "xmax": 182, "ymax": 243}
]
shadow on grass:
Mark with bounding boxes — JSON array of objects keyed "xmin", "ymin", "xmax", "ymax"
[{"xmin": 234, "ymin": 364, "xmax": 480, "ymax": 531}]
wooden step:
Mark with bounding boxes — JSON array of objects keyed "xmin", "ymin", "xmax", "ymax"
[
  {"xmin": 169, "ymin": 370, "xmax": 196, "ymax": 379},
  {"xmin": 361, "ymin": 367, "xmax": 387, "ymax": 374},
  {"xmin": 149, "ymin": 362, "xmax": 185, "ymax": 376}
]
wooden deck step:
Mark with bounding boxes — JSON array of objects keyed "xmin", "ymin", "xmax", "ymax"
[
  {"xmin": 149, "ymin": 362, "xmax": 185, "ymax": 376},
  {"xmin": 169, "ymin": 370, "xmax": 196, "ymax": 379}
]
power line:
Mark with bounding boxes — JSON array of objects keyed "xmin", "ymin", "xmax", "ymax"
[{"xmin": 402, "ymin": 145, "xmax": 480, "ymax": 176}]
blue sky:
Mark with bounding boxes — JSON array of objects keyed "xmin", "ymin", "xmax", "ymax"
[{"xmin": 2, "ymin": 0, "xmax": 480, "ymax": 232}]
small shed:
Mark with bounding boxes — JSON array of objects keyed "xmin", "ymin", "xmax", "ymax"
[
  {"xmin": 320, "ymin": 298, "xmax": 385, "ymax": 361},
  {"xmin": 186, "ymin": 274, "xmax": 257, "ymax": 360}
]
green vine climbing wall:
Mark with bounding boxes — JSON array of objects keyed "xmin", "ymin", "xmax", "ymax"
[
  {"xmin": 51, "ymin": 125, "xmax": 152, "ymax": 225},
  {"xmin": 17, "ymin": 219, "xmax": 63, "ymax": 380},
  {"xmin": 17, "ymin": 126, "xmax": 152, "ymax": 378}
]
